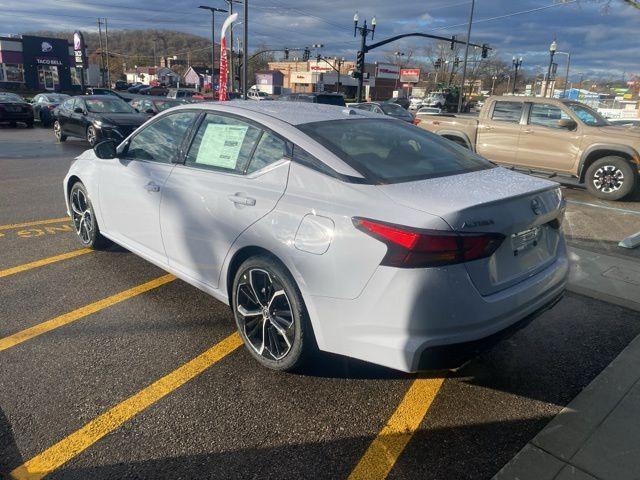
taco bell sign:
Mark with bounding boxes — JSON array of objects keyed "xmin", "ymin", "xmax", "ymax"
[{"xmin": 73, "ymin": 31, "xmax": 86, "ymax": 68}]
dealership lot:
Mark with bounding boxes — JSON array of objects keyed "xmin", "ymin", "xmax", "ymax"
[{"xmin": 2, "ymin": 126, "xmax": 640, "ymax": 479}]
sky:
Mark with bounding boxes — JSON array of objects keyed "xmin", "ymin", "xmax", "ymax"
[{"xmin": 0, "ymin": 0, "xmax": 638, "ymax": 81}]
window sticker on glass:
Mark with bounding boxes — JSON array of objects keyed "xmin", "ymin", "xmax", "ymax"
[{"xmin": 196, "ymin": 124, "xmax": 249, "ymax": 169}]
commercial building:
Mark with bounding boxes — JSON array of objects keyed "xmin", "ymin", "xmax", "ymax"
[{"xmin": 0, "ymin": 34, "xmax": 87, "ymax": 92}]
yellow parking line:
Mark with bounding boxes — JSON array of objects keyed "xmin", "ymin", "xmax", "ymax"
[
  {"xmin": 348, "ymin": 376, "xmax": 446, "ymax": 480},
  {"xmin": 10, "ymin": 332, "xmax": 243, "ymax": 480},
  {"xmin": 0, "ymin": 274, "xmax": 176, "ymax": 352},
  {"xmin": 0, "ymin": 217, "xmax": 70, "ymax": 231},
  {"xmin": 0, "ymin": 248, "xmax": 92, "ymax": 279}
]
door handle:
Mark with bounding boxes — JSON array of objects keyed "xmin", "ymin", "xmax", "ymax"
[
  {"xmin": 228, "ymin": 194, "xmax": 256, "ymax": 206},
  {"xmin": 144, "ymin": 181, "xmax": 160, "ymax": 192}
]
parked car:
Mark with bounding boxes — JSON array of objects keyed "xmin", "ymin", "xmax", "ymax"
[
  {"xmin": 424, "ymin": 92, "xmax": 447, "ymax": 109},
  {"xmin": 387, "ymin": 96, "xmax": 410, "ymax": 110},
  {"xmin": 279, "ymin": 92, "xmax": 345, "ymax": 106},
  {"xmin": 63, "ymin": 102, "xmax": 568, "ymax": 373},
  {"xmin": 85, "ymin": 87, "xmax": 126, "ymax": 99},
  {"xmin": 247, "ymin": 89, "xmax": 272, "ymax": 101},
  {"xmin": 32, "ymin": 93, "xmax": 70, "ymax": 127},
  {"xmin": 167, "ymin": 88, "xmax": 198, "ymax": 99},
  {"xmin": 418, "ymin": 95, "xmax": 640, "ymax": 200},
  {"xmin": 0, "ymin": 92, "xmax": 34, "ymax": 127},
  {"xmin": 352, "ymin": 101, "xmax": 417, "ymax": 124},
  {"xmin": 53, "ymin": 95, "xmax": 148, "ymax": 146},
  {"xmin": 130, "ymin": 97, "xmax": 184, "ymax": 115},
  {"xmin": 409, "ymin": 96, "xmax": 425, "ymax": 111},
  {"xmin": 139, "ymin": 85, "xmax": 169, "ymax": 96},
  {"xmin": 114, "ymin": 80, "xmax": 129, "ymax": 91},
  {"xmin": 127, "ymin": 83, "xmax": 145, "ymax": 94},
  {"xmin": 415, "ymin": 106, "xmax": 442, "ymax": 116}
]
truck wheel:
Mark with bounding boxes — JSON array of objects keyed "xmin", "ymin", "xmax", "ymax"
[{"xmin": 585, "ymin": 156, "xmax": 636, "ymax": 201}]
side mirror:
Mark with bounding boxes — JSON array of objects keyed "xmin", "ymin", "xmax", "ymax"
[
  {"xmin": 558, "ymin": 118, "xmax": 577, "ymax": 130},
  {"xmin": 74, "ymin": 107, "xmax": 84, "ymax": 114},
  {"xmin": 93, "ymin": 140, "xmax": 117, "ymax": 159}
]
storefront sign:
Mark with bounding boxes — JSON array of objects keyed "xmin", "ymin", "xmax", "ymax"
[
  {"xmin": 400, "ymin": 68, "xmax": 420, "ymax": 83},
  {"xmin": 310, "ymin": 61, "xmax": 333, "ymax": 73},
  {"xmin": 290, "ymin": 71, "xmax": 320, "ymax": 84},
  {"xmin": 73, "ymin": 31, "xmax": 87, "ymax": 68},
  {"xmin": 375, "ymin": 63, "xmax": 399, "ymax": 80},
  {"xmin": 35, "ymin": 57, "xmax": 63, "ymax": 66},
  {"xmin": 41, "ymin": 41, "xmax": 53, "ymax": 53}
]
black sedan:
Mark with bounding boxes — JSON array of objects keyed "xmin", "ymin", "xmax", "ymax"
[
  {"xmin": 352, "ymin": 101, "xmax": 417, "ymax": 124},
  {"xmin": 53, "ymin": 95, "xmax": 149, "ymax": 146},
  {"xmin": 130, "ymin": 97, "xmax": 184, "ymax": 115},
  {"xmin": 32, "ymin": 93, "xmax": 70, "ymax": 127},
  {"xmin": 0, "ymin": 92, "xmax": 34, "ymax": 127}
]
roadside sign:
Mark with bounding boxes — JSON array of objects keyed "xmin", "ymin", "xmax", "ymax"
[
  {"xmin": 376, "ymin": 63, "xmax": 400, "ymax": 80},
  {"xmin": 400, "ymin": 68, "xmax": 420, "ymax": 83}
]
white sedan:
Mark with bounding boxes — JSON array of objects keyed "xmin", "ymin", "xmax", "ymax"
[{"xmin": 64, "ymin": 101, "xmax": 568, "ymax": 372}]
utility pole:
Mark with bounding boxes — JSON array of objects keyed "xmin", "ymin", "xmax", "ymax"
[
  {"xmin": 97, "ymin": 18, "xmax": 104, "ymax": 87},
  {"xmin": 242, "ymin": 0, "xmax": 248, "ymax": 99},
  {"xmin": 353, "ymin": 12, "xmax": 377, "ymax": 102},
  {"xmin": 457, "ymin": 0, "xmax": 474, "ymax": 113},
  {"xmin": 104, "ymin": 18, "xmax": 110, "ymax": 87}
]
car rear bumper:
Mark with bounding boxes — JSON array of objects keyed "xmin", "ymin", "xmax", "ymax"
[{"xmin": 308, "ymin": 242, "xmax": 569, "ymax": 372}]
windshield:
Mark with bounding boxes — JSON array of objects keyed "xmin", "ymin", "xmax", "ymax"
[
  {"xmin": 154, "ymin": 100, "xmax": 182, "ymax": 111},
  {"xmin": 0, "ymin": 93, "xmax": 23, "ymax": 102},
  {"xmin": 85, "ymin": 98, "xmax": 135, "ymax": 113},
  {"xmin": 298, "ymin": 118, "xmax": 493, "ymax": 184},
  {"xmin": 566, "ymin": 102, "xmax": 609, "ymax": 126}
]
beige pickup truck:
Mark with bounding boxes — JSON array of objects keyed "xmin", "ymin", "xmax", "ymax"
[{"xmin": 418, "ymin": 95, "xmax": 640, "ymax": 200}]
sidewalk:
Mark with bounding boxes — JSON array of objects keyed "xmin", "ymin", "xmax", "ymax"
[{"xmin": 494, "ymin": 246, "xmax": 640, "ymax": 480}]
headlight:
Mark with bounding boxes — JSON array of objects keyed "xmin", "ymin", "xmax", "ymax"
[{"xmin": 93, "ymin": 120, "xmax": 114, "ymax": 128}]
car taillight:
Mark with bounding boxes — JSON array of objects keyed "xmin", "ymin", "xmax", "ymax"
[{"xmin": 353, "ymin": 217, "xmax": 504, "ymax": 268}]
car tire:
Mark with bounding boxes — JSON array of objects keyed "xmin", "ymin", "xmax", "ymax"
[
  {"xmin": 26, "ymin": 120, "xmax": 34, "ymax": 128},
  {"xmin": 585, "ymin": 156, "xmax": 636, "ymax": 201},
  {"xmin": 86, "ymin": 125, "xmax": 98, "ymax": 146},
  {"xmin": 54, "ymin": 121, "xmax": 67, "ymax": 142},
  {"xmin": 69, "ymin": 182, "xmax": 111, "ymax": 249},
  {"xmin": 232, "ymin": 254, "xmax": 316, "ymax": 372}
]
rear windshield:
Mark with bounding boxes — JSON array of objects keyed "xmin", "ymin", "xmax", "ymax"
[
  {"xmin": 316, "ymin": 95, "xmax": 346, "ymax": 106},
  {"xmin": 298, "ymin": 118, "xmax": 493, "ymax": 184},
  {"xmin": 86, "ymin": 98, "xmax": 135, "ymax": 113}
]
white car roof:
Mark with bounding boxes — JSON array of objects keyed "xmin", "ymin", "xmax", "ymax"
[{"xmin": 174, "ymin": 100, "xmax": 380, "ymax": 126}]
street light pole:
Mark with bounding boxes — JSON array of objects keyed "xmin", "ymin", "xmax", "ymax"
[
  {"xmin": 242, "ymin": 0, "xmax": 248, "ymax": 99},
  {"xmin": 543, "ymin": 40, "xmax": 557, "ymax": 98},
  {"xmin": 353, "ymin": 12, "xmax": 376, "ymax": 103},
  {"xmin": 199, "ymin": 5, "xmax": 228, "ymax": 92},
  {"xmin": 457, "ymin": 0, "xmax": 475, "ymax": 113},
  {"xmin": 512, "ymin": 56, "xmax": 522, "ymax": 94},
  {"xmin": 491, "ymin": 75, "xmax": 497, "ymax": 95},
  {"xmin": 394, "ymin": 51, "xmax": 405, "ymax": 90}
]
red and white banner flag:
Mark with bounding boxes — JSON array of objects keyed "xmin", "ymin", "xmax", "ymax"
[{"xmin": 219, "ymin": 13, "xmax": 238, "ymax": 101}]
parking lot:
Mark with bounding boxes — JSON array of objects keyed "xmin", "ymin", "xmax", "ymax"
[{"xmin": 2, "ymin": 125, "xmax": 640, "ymax": 480}]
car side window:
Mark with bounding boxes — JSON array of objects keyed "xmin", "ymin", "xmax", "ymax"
[
  {"xmin": 491, "ymin": 101, "xmax": 523, "ymax": 123},
  {"xmin": 529, "ymin": 103, "xmax": 571, "ymax": 129},
  {"xmin": 293, "ymin": 145, "xmax": 338, "ymax": 178},
  {"xmin": 126, "ymin": 111, "xmax": 197, "ymax": 163},
  {"xmin": 185, "ymin": 113, "xmax": 261, "ymax": 172},
  {"xmin": 246, "ymin": 132, "xmax": 287, "ymax": 174}
]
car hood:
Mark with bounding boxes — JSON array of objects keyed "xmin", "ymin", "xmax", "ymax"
[{"xmin": 93, "ymin": 113, "xmax": 148, "ymax": 126}]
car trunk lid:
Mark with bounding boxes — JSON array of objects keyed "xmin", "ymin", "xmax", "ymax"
[{"xmin": 377, "ymin": 167, "xmax": 564, "ymax": 296}]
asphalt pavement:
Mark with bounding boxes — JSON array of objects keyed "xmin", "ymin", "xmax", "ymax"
[{"xmin": 1, "ymin": 125, "xmax": 640, "ymax": 480}]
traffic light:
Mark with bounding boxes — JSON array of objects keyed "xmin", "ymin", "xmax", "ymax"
[
  {"xmin": 284, "ymin": 48, "xmax": 289, "ymax": 60},
  {"xmin": 481, "ymin": 44, "xmax": 488, "ymax": 58},
  {"xmin": 450, "ymin": 35, "xmax": 457, "ymax": 50},
  {"xmin": 303, "ymin": 47, "xmax": 310, "ymax": 61},
  {"xmin": 316, "ymin": 54, "xmax": 321, "ymax": 62}
]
